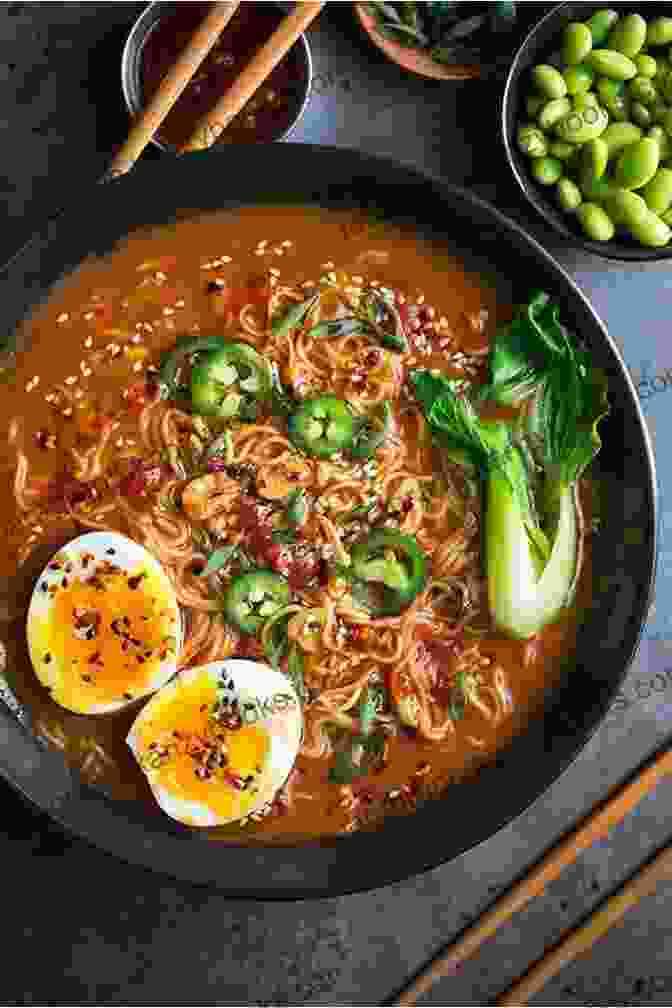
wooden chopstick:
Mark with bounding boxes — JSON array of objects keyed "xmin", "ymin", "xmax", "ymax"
[
  {"xmin": 108, "ymin": 1, "xmax": 240, "ymax": 178},
  {"xmin": 392, "ymin": 745, "xmax": 672, "ymax": 1006},
  {"xmin": 180, "ymin": 1, "xmax": 325, "ymax": 152},
  {"xmin": 496, "ymin": 841, "xmax": 672, "ymax": 1005}
]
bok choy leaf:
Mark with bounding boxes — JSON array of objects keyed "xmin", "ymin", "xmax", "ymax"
[{"xmin": 410, "ymin": 291, "xmax": 608, "ymax": 640}]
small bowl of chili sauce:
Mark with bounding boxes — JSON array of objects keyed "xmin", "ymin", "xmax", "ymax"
[{"xmin": 122, "ymin": 2, "xmax": 313, "ymax": 152}]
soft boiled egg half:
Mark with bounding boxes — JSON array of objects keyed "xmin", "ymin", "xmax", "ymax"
[
  {"xmin": 27, "ymin": 531, "xmax": 182, "ymax": 715},
  {"xmin": 127, "ymin": 659, "xmax": 303, "ymax": 827}
]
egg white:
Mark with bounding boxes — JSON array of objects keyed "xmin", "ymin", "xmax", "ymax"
[
  {"xmin": 127, "ymin": 659, "xmax": 303, "ymax": 827},
  {"xmin": 27, "ymin": 531, "xmax": 182, "ymax": 715}
]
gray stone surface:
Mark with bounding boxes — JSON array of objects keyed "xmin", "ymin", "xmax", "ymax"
[{"xmin": 0, "ymin": 2, "xmax": 670, "ymax": 1005}]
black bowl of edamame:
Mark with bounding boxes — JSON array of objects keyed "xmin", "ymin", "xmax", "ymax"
[{"xmin": 502, "ymin": 2, "xmax": 672, "ymax": 260}]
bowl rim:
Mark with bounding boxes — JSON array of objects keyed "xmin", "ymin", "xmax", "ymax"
[
  {"xmin": 0, "ymin": 144, "xmax": 658, "ymax": 896},
  {"xmin": 120, "ymin": 0, "xmax": 314, "ymax": 153},
  {"xmin": 501, "ymin": 0, "xmax": 672, "ymax": 262}
]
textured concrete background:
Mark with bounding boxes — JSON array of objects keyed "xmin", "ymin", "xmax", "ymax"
[{"xmin": 0, "ymin": 2, "xmax": 671, "ymax": 1005}]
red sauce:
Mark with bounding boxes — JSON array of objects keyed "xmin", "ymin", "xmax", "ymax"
[{"xmin": 140, "ymin": 3, "xmax": 309, "ymax": 149}]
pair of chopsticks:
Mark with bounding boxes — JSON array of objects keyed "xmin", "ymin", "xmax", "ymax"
[
  {"xmin": 392, "ymin": 746, "xmax": 672, "ymax": 1006},
  {"xmin": 108, "ymin": 1, "xmax": 325, "ymax": 179}
]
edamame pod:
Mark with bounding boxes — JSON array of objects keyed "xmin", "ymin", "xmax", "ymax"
[
  {"xmin": 576, "ymin": 202, "xmax": 616, "ymax": 240},
  {"xmin": 646, "ymin": 17, "xmax": 672, "ymax": 48},
  {"xmin": 662, "ymin": 108, "xmax": 672, "ymax": 138},
  {"xmin": 526, "ymin": 93, "xmax": 546, "ymax": 117},
  {"xmin": 635, "ymin": 54, "xmax": 657, "ymax": 78},
  {"xmin": 596, "ymin": 76, "xmax": 629, "ymax": 120},
  {"xmin": 531, "ymin": 157, "xmax": 563, "ymax": 185},
  {"xmin": 555, "ymin": 103, "xmax": 609, "ymax": 143},
  {"xmin": 631, "ymin": 101, "xmax": 652, "ymax": 128},
  {"xmin": 585, "ymin": 9, "xmax": 619, "ymax": 47},
  {"xmin": 641, "ymin": 167, "xmax": 672, "ymax": 213},
  {"xmin": 532, "ymin": 64, "xmax": 568, "ymax": 99},
  {"xmin": 588, "ymin": 49, "xmax": 637, "ymax": 80},
  {"xmin": 579, "ymin": 137, "xmax": 609, "ymax": 184},
  {"xmin": 556, "ymin": 177, "xmax": 583, "ymax": 210},
  {"xmin": 539, "ymin": 97, "xmax": 573, "ymax": 130},
  {"xmin": 563, "ymin": 64, "xmax": 594, "ymax": 95},
  {"xmin": 608, "ymin": 190, "xmax": 672, "ymax": 245},
  {"xmin": 607, "ymin": 14, "xmax": 646, "ymax": 58},
  {"xmin": 517, "ymin": 124, "xmax": 548, "ymax": 157},
  {"xmin": 601, "ymin": 121, "xmax": 643, "ymax": 157},
  {"xmin": 573, "ymin": 91, "xmax": 599, "ymax": 110},
  {"xmin": 628, "ymin": 75, "xmax": 659, "ymax": 104},
  {"xmin": 613, "ymin": 137, "xmax": 660, "ymax": 189},
  {"xmin": 549, "ymin": 140, "xmax": 577, "ymax": 160},
  {"xmin": 579, "ymin": 177, "xmax": 624, "ymax": 201},
  {"xmin": 647, "ymin": 125, "xmax": 672, "ymax": 160},
  {"xmin": 562, "ymin": 22, "xmax": 593, "ymax": 65}
]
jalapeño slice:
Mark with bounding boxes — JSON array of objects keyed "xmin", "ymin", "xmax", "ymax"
[
  {"xmin": 222, "ymin": 570, "xmax": 291, "ymax": 635},
  {"xmin": 349, "ymin": 530, "xmax": 428, "ymax": 616},
  {"xmin": 190, "ymin": 342, "xmax": 272, "ymax": 419},
  {"xmin": 288, "ymin": 396, "xmax": 355, "ymax": 458}
]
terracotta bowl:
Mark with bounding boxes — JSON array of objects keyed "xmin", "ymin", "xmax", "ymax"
[{"xmin": 354, "ymin": 3, "xmax": 481, "ymax": 81}]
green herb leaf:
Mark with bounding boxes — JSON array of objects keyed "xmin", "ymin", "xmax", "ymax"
[
  {"xmin": 287, "ymin": 643, "xmax": 306, "ymax": 703},
  {"xmin": 358, "ymin": 694, "xmax": 378, "ymax": 736},
  {"xmin": 272, "ymin": 293, "xmax": 320, "ymax": 338},
  {"xmin": 201, "ymin": 545, "xmax": 238, "ymax": 576},
  {"xmin": 286, "ymin": 488, "xmax": 308, "ymax": 528},
  {"xmin": 271, "ymin": 528, "xmax": 297, "ymax": 545}
]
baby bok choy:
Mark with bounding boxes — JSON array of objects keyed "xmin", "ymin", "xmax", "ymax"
[{"xmin": 410, "ymin": 291, "xmax": 608, "ymax": 640}]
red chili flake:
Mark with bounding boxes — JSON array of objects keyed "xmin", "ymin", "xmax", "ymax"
[
  {"xmin": 400, "ymin": 496, "xmax": 414, "ymax": 515},
  {"xmin": 364, "ymin": 350, "xmax": 381, "ymax": 368},
  {"xmin": 224, "ymin": 772, "xmax": 246, "ymax": 791},
  {"xmin": 88, "ymin": 652, "xmax": 102, "ymax": 664},
  {"xmin": 348, "ymin": 625, "xmax": 364, "ymax": 643}
]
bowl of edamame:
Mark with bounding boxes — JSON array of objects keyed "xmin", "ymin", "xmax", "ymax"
[{"xmin": 502, "ymin": 3, "xmax": 672, "ymax": 259}]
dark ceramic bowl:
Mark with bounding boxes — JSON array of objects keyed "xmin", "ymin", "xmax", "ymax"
[
  {"xmin": 0, "ymin": 145, "xmax": 657, "ymax": 896},
  {"xmin": 121, "ymin": 1, "xmax": 313, "ymax": 153},
  {"xmin": 502, "ymin": 2, "xmax": 672, "ymax": 262}
]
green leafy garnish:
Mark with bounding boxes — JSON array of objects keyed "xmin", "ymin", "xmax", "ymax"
[
  {"xmin": 201, "ymin": 545, "xmax": 239, "ymax": 577},
  {"xmin": 271, "ymin": 528, "xmax": 297, "ymax": 545},
  {"xmin": 410, "ymin": 290, "xmax": 608, "ymax": 640},
  {"xmin": 286, "ymin": 488, "xmax": 308, "ymax": 528},
  {"xmin": 272, "ymin": 293, "xmax": 320, "ymax": 337},
  {"xmin": 287, "ymin": 643, "xmax": 306, "ymax": 703}
]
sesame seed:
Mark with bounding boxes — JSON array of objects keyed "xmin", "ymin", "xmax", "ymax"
[
  {"xmin": 211, "ymin": 259, "xmax": 222, "ymax": 268},
  {"xmin": 175, "ymin": 299, "xmax": 185, "ymax": 308},
  {"xmin": 84, "ymin": 311, "xmax": 94, "ymax": 321},
  {"xmin": 417, "ymin": 294, "xmax": 425, "ymax": 304},
  {"xmin": 25, "ymin": 381, "xmax": 34, "ymax": 393},
  {"xmin": 321, "ymin": 262, "xmax": 335, "ymax": 270},
  {"xmin": 397, "ymin": 293, "xmax": 406, "ymax": 304},
  {"xmin": 281, "ymin": 240, "xmax": 292, "ymax": 248},
  {"xmin": 163, "ymin": 306, "xmax": 174, "ymax": 316},
  {"xmin": 57, "ymin": 313, "xmax": 69, "ymax": 324},
  {"xmin": 426, "ymin": 306, "xmax": 436, "ymax": 319},
  {"xmin": 111, "ymin": 344, "xmax": 121, "ymax": 357},
  {"xmin": 45, "ymin": 393, "xmax": 56, "ymax": 403},
  {"xmin": 74, "ymin": 389, "xmax": 85, "ymax": 399},
  {"xmin": 84, "ymin": 336, "xmax": 93, "ymax": 349},
  {"xmin": 82, "ymin": 367, "xmax": 92, "ymax": 378},
  {"xmin": 439, "ymin": 315, "xmax": 449, "ymax": 329},
  {"xmin": 115, "ymin": 437, "xmax": 124, "ymax": 449},
  {"xmin": 274, "ymin": 247, "xmax": 284, "ymax": 256},
  {"xmin": 254, "ymin": 248, "xmax": 266, "ymax": 256},
  {"xmin": 200, "ymin": 261, "xmax": 213, "ymax": 270},
  {"xmin": 155, "ymin": 271, "xmax": 167, "ymax": 282},
  {"xmin": 62, "ymin": 407, "xmax": 73, "ymax": 417},
  {"xmin": 269, "ymin": 267, "xmax": 281, "ymax": 277},
  {"xmin": 65, "ymin": 375, "xmax": 77, "ymax": 386},
  {"xmin": 351, "ymin": 275, "xmax": 364, "ymax": 284},
  {"xmin": 220, "ymin": 255, "xmax": 232, "ymax": 263},
  {"xmin": 131, "ymin": 333, "xmax": 142, "ymax": 344},
  {"xmin": 132, "ymin": 361, "xmax": 144, "ymax": 373}
]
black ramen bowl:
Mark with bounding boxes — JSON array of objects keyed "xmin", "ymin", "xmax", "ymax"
[
  {"xmin": 502, "ymin": 2, "xmax": 672, "ymax": 262},
  {"xmin": 0, "ymin": 145, "xmax": 657, "ymax": 896}
]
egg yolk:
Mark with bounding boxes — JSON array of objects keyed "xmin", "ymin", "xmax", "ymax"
[
  {"xmin": 137, "ymin": 670, "xmax": 270, "ymax": 821},
  {"xmin": 29, "ymin": 566, "xmax": 177, "ymax": 710}
]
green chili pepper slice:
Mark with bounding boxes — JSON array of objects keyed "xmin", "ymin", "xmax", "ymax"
[
  {"xmin": 222, "ymin": 570, "xmax": 290, "ymax": 634},
  {"xmin": 288, "ymin": 396, "xmax": 355, "ymax": 458},
  {"xmin": 349, "ymin": 530, "xmax": 428, "ymax": 616},
  {"xmin": 159, "ymin": 335, "xmax": 228, "ymax": 400},
  {"xmin": 190, "ymin": 342, "xmax": 272, "ymax": 419}
]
